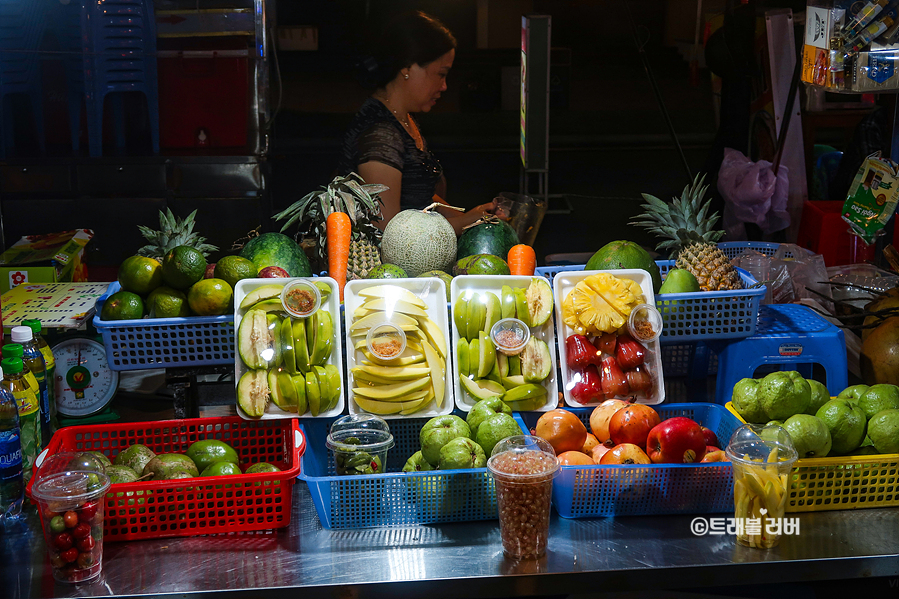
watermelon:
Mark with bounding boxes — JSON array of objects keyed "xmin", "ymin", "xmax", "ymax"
[
  {"xmin": 239, "ymin": 233, "xmax": 312, "ymax": 277},
  {"xmin": 456, "ymin": 219, "xmax": 519, "ymax": 261},
  {"xmin": 366, "ymin": 264, "xmax": 407, "ymax": 279},
  {"xmin": 586, "ymin": 240, "xmax": 661, "ymax": 292},
  {"xmin": 453, "ymin": 254, "xmax": 510, "ymax": 276}
]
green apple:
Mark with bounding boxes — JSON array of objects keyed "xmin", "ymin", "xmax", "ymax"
[
  {"xmin": 501, "ymin": 285, "xmax": 516, "ymax": 319},
  {"xmin": 469, "ymin": 337, "xmax": 480, "ymax": 379},
  {"xmin": 513, "ymin": 288, "xmax": 530, "ymax": 327},
  {"xmin": 290, "ymin": 373, "xmax": 308, "ymax": 414},
  {"xmin": 269, "ymin": 368, "xmax": 298, "ymax": 412},
  {"xmin": 280, "ymin": 318, "xmax": 297, "ymax": 374},
  {"xmin": 457, "ymin": 338, "xmax": 470, "ymax": 377},
  {"xmin": 483, "ymin": 292, "xmax": 502, "ymax": 335},
  {"xmin": 266, "ymin": 314, "xmax": 283, "ymax": 367},
  {"xmin": 453, "ymin": 296, "xmax": 469, "ymax": 339},
  {"xmin": 467, "ymin": 296, "xmax": 487, "ymax": 341},
  {"xmin": 420, "ymin": 415, "xmax": 471, "ymax": 466},
  {"xmin": 477, "ymin": 330, "xmax": 495, "ymax": 379},
  {"xmin": 306, "ymin": 368, "xmax": 322, "ymax": 416},
  {"xmin": 293, "ymin": 319, "xmax": 310, "ymax": 373}
]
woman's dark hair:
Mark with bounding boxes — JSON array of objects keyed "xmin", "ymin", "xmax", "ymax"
[{"xmin": 358, "ymin": 11, "xmax": 456, "ymax": 89}]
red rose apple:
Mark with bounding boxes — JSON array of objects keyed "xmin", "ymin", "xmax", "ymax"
[
  {"xmin": 599, "ymin": 443, "xmax": 651, "ymax": 465},
  {"xmin": 646, "ymin": 417, "xmax": 707, "ymax": 464},
  {"xmin": 700, "ymin": 426, "xmax": 719, "ymax": 448},
  {"xmin": 259, "ymin": 266, "xmax": 289, "ymax": 278},
  {"xmin": 608, "ymin": 404, "xmax": 661, "ymax": 449}
]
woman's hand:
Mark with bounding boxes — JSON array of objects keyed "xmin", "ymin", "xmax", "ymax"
[{"xmin": 434, "ymin": 197, "xmax": 498, "ymax": 235}]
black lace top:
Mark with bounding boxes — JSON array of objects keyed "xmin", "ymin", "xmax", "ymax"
[{"xmin": 338, "ymin": 98, "xmax": 443, "ymax": 211}]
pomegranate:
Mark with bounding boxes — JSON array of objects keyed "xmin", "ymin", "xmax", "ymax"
[{"xmin": 588, "ymin": 399, "xmax": 630, "ymax": 445}]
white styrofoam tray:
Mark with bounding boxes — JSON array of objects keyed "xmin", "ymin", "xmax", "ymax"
[
  {"xmin": 344, "ymin": 278, "xmax": 453, "ymax": 419},
  {"xmin": 553, "ymin": 269, "xmax": 665, "ymax": 406},
  {"xmin": 450, "ymin": 275, "xmax": 559, "ymax": 413},
  {"xmin": 234, "ymin": 277, "xmax": 344, "ymax": 419}
]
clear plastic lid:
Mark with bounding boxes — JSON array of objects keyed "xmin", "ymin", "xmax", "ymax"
[
  {"xmin": 280, "ymin": 279, "xmax": 321, "ymax": 318},
  {"xmin": 487, "ymin": 435, "xmax": 560, "ymax": 484},
  {"xmin": 627, "ymin": 303, "xmax": 663, "ymax": 343},
  {"xmin": 725, "ymin": 423, "xmax": 798, "ymax": 467},
  {"xmin": 326, "ymin": 413, "xmax": 394, "ymax": 453},
  {"xmin": 490, "ymin": 318, "xmax": 531, "ymax": 356},
  {"xmin": 366, "ymin": 322, "xmax": 407, "ymax": 361},
  {"xmin": 31, "ymin": 452, "xmax": 111, "ymax": 505}
]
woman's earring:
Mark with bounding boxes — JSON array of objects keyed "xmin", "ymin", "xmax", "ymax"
[{"xmin": 404, "ymin": 73, "xmax": 409, "ymax": 80}]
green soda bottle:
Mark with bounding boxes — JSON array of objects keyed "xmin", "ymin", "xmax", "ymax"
[
  {"xmin": 21, "ymin": 319, "xmax": 57, "ymax": 432},
  {"xmin": 1, "ymin": 357, "xmax": 41, "ymax": 482},
  {"xmin": 4, "ymin": 341, "xmax": 48, "ymax": 447}
]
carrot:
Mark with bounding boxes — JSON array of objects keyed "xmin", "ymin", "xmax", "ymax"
[
  {"xmin": 326, "ymin": 211, "xmax": 352, "ymax": 302},
  {"xmin": 508, "ymin": 244, "xmax": 536, "ymax": 276}
]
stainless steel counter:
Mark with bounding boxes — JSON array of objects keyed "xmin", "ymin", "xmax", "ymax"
[{"xmin": 3, "ymin": 483, "xmax": 898, "ymax": 599}]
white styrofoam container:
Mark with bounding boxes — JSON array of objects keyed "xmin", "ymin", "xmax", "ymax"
[
  {"xmin": 450, "ymin": 275, "xmax": 559, "ymax": 413},
  {"xmin": 344, "ymin": 278, "xmax": 453, "ymax": 419},
  {"xmin": 234, "ymin": 277, "xmax": 344, "ymax": 419},
  {"xmin": 553, "ymin": 269, "xmax": 665, "ymax": 406}
]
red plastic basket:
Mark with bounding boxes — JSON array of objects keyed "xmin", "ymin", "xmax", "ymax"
[{"xmin": 28, "ymin": 416, "xmax": 305, "ymax": 542}]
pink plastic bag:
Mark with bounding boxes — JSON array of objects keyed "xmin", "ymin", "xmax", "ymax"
[{"xmin": 718, "ymin": 148, "xmax": 791, "ymax": 240}]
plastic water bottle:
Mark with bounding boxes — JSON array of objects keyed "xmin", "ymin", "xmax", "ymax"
[
  {"xmin": 0, "ymin": 357, "xmax": 40, "ymax": 483},
  {"xmin": 10, "ymin": 328, "xmax": 50, "ymax": 445},
  {"xmin": 0, "ymin": 364, "xmax": 23, "ymax": 523},
  {"xmin": 22, "ymin": 319, "xmax": 57, "ymax": 432}
]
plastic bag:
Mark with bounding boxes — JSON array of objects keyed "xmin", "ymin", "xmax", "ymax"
[
  {"xmin": 765, "ymin": 244, "xmax": 833, "ymax": 311},
  {"xmin": 718, "ymin": 148, "xmax": 791, "ymax": 240}
]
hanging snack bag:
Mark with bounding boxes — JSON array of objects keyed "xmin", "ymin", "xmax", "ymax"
[{"xmin": 842, "ymin": 152, "xmax": 899, "ymax": 244}]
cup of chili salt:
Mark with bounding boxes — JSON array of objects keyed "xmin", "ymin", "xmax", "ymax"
[
  {"xmin": 280, "ymin": 279, "xmax": 321, "ymax": 319},
  {"xmin": 487, "ymin": 435, "xmax": 559, "ymax": 559},
  {"xmin": 627, "ymin": 303, "xmax": 663, "ymax": 343},
  {"xmin": 489, "ymin": 318, "xmax": 530, "ymax": 356}
]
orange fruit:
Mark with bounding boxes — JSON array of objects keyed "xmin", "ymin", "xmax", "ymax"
[
  {"xmin": 162, "ymin": 246, "xmax": 207, "ymax": 290},
  {"xmin": 100, "ymin": 291, "xmax": 144, "ymax": 321},
  {"xmin": 557, "ymin": 451, "xmax": 594, "ymax": 466},
  {"xmin": 118, "ymin": 255, "xmax": 163, "ymax": 294},
  {"xmin": 589, "ymin": 399, "xmax": 630, "ymax": 444},
  {"xmin": 534, "ymin": 409, "xmax": 587, "ymax": 455},
  {"xmin": 187, "ymin": 278, "xmax": 233, "ymax": 316}
]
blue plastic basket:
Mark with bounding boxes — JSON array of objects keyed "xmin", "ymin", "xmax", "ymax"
[
  {"xmin": 717, "ymin": 241, "xmax": 782, "ymax": 259},
  {"xmin": 536, "ymin": 259, "xmax": 765, "ymax": 343},
  {"xmin": 93, "ymin": 282, "xmax": 235, "ymax": 371},
  {"xmin": 519, "ymin": 403, "xmax": 741, "ymax": 518},
  {"xmin": 299, "ymin": 413, "xmax": 528, "ymax": 529}
]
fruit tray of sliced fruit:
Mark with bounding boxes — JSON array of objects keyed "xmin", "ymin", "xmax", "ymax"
[
  {"xmin": 343, "ymin": 279, "xmax": 452, "ymax": 418},
  {"xmin": 234, "ymin": 278, "xmax": 344, "ymax": 419},
  {"xmin": 554, "ymin": 269, "xmax": 665, "ymax": 407},
  {"xmin": 450, "ymin": 275, "xmax": 558, "ymax": 413}
]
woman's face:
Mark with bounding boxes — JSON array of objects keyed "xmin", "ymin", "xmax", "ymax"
[{"xmin": 405, "ymin": 49, "xmax": 454, "ymax": 113}]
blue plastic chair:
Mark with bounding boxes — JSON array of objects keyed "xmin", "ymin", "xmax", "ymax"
[
  {"xmin": 82, "ymin": 0, "xmax": 159, "ymax": 156},
  {"xmin": 0, "ymin": 0, "xmax": 45, "ymax": 158},
  {"xmin": 45, "ymin": 0, "xmax": 88, "ymax": 152},
  {"xmin": 712, "ymin": 304, "xmax": 848, "ymax": 404}
]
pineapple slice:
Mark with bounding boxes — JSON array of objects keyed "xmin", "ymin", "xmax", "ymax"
[{"xmin": 561, "ymin": 274, "xmax": 647, "ymax": 335}]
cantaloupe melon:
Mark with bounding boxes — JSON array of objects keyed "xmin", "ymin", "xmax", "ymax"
[{"xmin": 380, "ymin": 205, "xmax": 457, "ymax": 277}]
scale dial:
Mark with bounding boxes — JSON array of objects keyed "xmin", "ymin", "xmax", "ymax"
[{"xmin": 52, "ymin": 337, "xmax": 119, "ymax": 418}]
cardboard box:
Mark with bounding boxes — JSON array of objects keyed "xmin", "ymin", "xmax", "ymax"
[{"xmin": 0, "ymin": 229, "xmax": 93, "ymax": 294}]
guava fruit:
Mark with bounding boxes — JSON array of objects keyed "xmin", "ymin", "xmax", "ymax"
[
  {"xmin": 760, "ymin": 371, "xmax": 810, "ymax": 421},
  {"xmin": 816, "ymin": 399, "xmax": 867, "ymax": 456},
  {"xmin": 867, "ymin": 409, "xmax": 899, "ymax": 454},
  {"xmin": 783, "ymin": 414, "xmax": 832, "ymax": 458},
  {"xmin": 805, "ymin": 379, "xmax": 832, "ymax": 416},
  {"xmin": 438, "ymin": 437, "xmax": 487, "ymax": 470},
  {"xmin": 475, "ymin": 412, "xmax": 523, "ymax": 457},
  {"xmin": 731, "ymin": 378, "xmax": 767, "ymax": 423},
  {"xmin": 858, "ymin": 384, "xmax": 899, "ymax": 420}
]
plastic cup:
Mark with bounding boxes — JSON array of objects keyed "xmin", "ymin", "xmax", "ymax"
[
  {"xmin": 627, "ymin": 303, "xmax": 663, "ymax": 343},
  {"xmin": 31, "ymin": 453, "xmax": 111, "ymax": 583},
  {"xmin": 280, "ymin": 279, "xmax": 321, "ymax": 318},
  {"xmin": 725, "ymin": 424, "xmax": 798, "ymax": 549},
  {"xmin": 490, "ymin": 318, "xmax": 530, "ymax": 356},
  {"xmin": 366, "ymin": 322, "xmax": 407, "ymax": 361},
  {"xmin": 487, "ymin": 435, "xmax": 560, "ymax": 559},
  {"xmin": 326, "ymin": 414, "xmax": 394, "ymax": 476}
]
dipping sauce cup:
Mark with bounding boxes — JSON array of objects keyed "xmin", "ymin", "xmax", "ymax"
[{"xmin": 487, "ymin": 435, "xmax": 559, "ymax": 559}]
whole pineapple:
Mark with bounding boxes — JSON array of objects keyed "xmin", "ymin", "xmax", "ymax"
[
  {"xmin": 631, "ymin": 174, "xmax": 742, "ymax": 291},
  {"xmin": 137, "ymin": 209, "xmax": 218, "ymax": 258},
  {"xmin": 274, "ymin": 173, "xmax": 386, "ymax": 279}
]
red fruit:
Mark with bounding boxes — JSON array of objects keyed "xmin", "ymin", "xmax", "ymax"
[
  {"xmin": 600, "ymin": 356, "xmax": 630, "ymax": 398},
  {"xmin": 568, "ymin": 365, "xmax": 604, "ymax": 404},
  {"xmin": 61, "ymin": 548, "xmax": 79, "ymax": 563},
  {"xmin": 78, "ymin": 502, "xmax": 98, "ymax": 522},
  {"xmin": 591, "ymin": 444, "xmax": 611, "ymax": 463},
  {"xmin": 534, "ymin": 409, "xmax": 588, "ymax": 455},
  {"xmin": 76, "ymin": 552, "xmax": 94, "ymax": 569},
  {"xmin": 204, "ymin": 263, "xmax": 216, "ymax": 279},
  {"xmin": 701, "ymin": 450, "xmax": 730, "ymax": 463},
  {"xmin": 593, "ymin": 332, "xmax": 617, "ymax": 356},
  {"xmin": 259, "ymin": 266, "xmax": 289, "ymax": 278},
  {"xmin": 599, "ymin": 443, "xmax": 652, "ymax": 465},
  {"xmin": 557, "ymin": 450, "xmax": 595, "ymax": 466},
  {"xmin": 608, "ymin": 404, "xmax": 661, "ymax": 449},
  {"xmin": 63, "ymin": 511, "xmax": 79, "ymax": 528},
  {"xmin": 625, "ymin": 367, "xmax": 652, "ymax": 394},
  {"xmin": 53, "ymin": 532, "xmax": 74, "ymax": 550},
  {"xmin": 71, "ymin": 522, "xmax": 91, "ymax": 539},
  {"xmin": 706, "ymin": 445, "xmax": 720, "ymax": 453},
  {"xmin": 700, "ymin": 426, "xmax": 719, "ymax": 449},
  {"xmin": 76, "ymin": 535, "xmax": 95, "ymax": 552},
  {"xmin": 588, "ymin": 398, "xmax": 631, "ymax": 444},
  {"xmin": 566, "ymin": 334, "xmax": 600, "ymax": 370},
  {"xmin": 615, "ymin": 334, "xmax": 646, "ymax": 369},
  {"xmin": 646, "ymin": 417, "xmax": 708, "ymax": 464}
]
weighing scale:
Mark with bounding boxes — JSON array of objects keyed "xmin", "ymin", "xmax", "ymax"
[{"xmin": 52, "ymin": 336, "xmax": 119, "ymax": 422}]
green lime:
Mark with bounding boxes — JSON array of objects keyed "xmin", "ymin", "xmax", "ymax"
[
  {"xmin": 100, "ymin": 291, "xmax": 144, "ymax": 321},
  {"xmin": 187, "ymin": 278, "xmax": 233, "ymax": 315},
  {"xmin": 214, "ymin": 255, "xmax": 258, "ymax": 289},
  {"xmin": 162, "ymin": 246, "xmax": 207, "ymax": 290},
  {"xmin": 147, "ymin": 286, "xmax": 189, "ymax": 318},
  {"xmin": 118, "ymin": 255, "xmax": 163, "ymax": 294}
]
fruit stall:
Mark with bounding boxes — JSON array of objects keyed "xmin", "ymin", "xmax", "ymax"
[{"xmin": 3, "ymin": 177, "xmax": 899, "ymax": 598}]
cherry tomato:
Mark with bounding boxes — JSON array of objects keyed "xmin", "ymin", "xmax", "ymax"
[
  {"xmin": 49, "ymin": 515, "xmax": 66, "ymax": 533},
  {"xmin": 53, "ymin": 532, "xmax": 73, "ymax": 550},
  {"xmin": 72, "ymin": 522, "xmax": 91, "ymax": 539},
  {"xmin": 49, "ymin": 554, "xmax": 68, "ymax": 569},
  {"xmin": 75, "ymin": 552, "xmax": 94, "ymax": 569},
  {"xmin": 76, "ymin": 535, "xmax": 95, "ymax": 552},
  {"xmin": 61, "ymin": 548, "xmax": 79, "ymax": 563},
  {"xmin": 63, "ymin": 511, "xmax": 79, "ymax": 528},
  {"xmin": 78, "ymin": 502, "xmax": 98, "ymax": 522}
]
